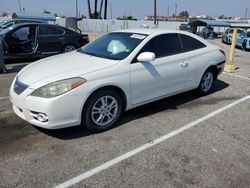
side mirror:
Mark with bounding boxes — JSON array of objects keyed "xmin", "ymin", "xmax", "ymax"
[{"xmin": 137, "ymin": 52, "xmax": 155, "ymax": 62}]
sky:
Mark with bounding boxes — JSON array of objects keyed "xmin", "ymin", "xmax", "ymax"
[{"xmin": 0, "ymin": 0, "xmax": 250, "ymax": 19}]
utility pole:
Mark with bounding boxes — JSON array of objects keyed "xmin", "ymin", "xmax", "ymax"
[
  {"xmin": 154, "ymin": 0, "xmax": 157, "ymax": 25},
  {"xmin": 167, "ymin": 6, "xmax": 169, "ymax": 17},
  {"xmin": 76, "ymin": 0, "xmax": 78, "ymax": 18},
  {"xmin": 110, "ymin": 1, "xmax": 113, "ymax": 19},
  {"xmin": 245, "ymin": 8, "xmax": 248, "ymax": 20},
  {"xmin": 18, "ymin": 0, "xmax": 22, "ymax": 12},
  {"xmin": 174, "ymin": 3, "xmax": 177, "ymax": 17}
]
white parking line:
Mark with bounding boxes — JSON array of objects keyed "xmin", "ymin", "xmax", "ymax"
[
  {"xmin": 0, "ymin": 96, "xmax": 9, "ymax": 100},
  {"xmin": 55, "ymin": 95, "xmax": 250, "ymax": 188},
  {"xmin": 223, "ymin": 72, "xmax": 250, "ymax": 81}
]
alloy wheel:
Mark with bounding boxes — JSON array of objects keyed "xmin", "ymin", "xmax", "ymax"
[
  {"xmin": 64, "ymin": 45, "xmax": 76, "ymax": 52},
  {"xmin": 91, "ymin": 96, "xmax": 118, "ymax": 126},
  {"xmin": 201, "ymin": 72, "xmax": 214, "ymax": 92}
]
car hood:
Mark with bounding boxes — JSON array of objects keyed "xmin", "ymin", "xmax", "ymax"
[{"xmin": 17, "ymin": 51, "xmax": 119, "ymax": 86}]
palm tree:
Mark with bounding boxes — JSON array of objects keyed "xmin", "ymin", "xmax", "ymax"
[
  {"xmin": 94, "ymin": 0, "xmax": 98, "ymax": 18},
  {"xmin": 104, "ymin": 0, "xmax": 108, "ymax": 19},
  {"xmin": 99, "ymin": 0, "xmax": 104, "ymax": 19},
  {"xmin": 87, "ymin": 0, "xmax": 91, "ymax": 18}
]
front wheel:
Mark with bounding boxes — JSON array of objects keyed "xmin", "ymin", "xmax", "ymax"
[
  {"xmin": 197, "ymin": 69, "xmax": 215, "ymax": 95},
  {"xmin": 0, "ymin": 65, "xmax": 7, "ymax": 74},
  {"xmin": 82, "ymin": 89, "xmax": 124, "ymax": 131},
  {"xmin": 242, "ymin": 41, "xmax": 247, "ymax": 51}
]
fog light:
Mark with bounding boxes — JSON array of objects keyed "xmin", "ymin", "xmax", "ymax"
[{"xmin": 37, "ymin": 113, "xmax": 48, "ymax": 122}]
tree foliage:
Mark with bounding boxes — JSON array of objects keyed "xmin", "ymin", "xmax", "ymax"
[{"xmin": 179, "ymin": 10, "xmax": 189, "ymax": 18}]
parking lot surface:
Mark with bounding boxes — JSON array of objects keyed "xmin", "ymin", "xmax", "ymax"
[{"xmin": 0, "ymin": 39, "xmax": 250, "ymax": 188}]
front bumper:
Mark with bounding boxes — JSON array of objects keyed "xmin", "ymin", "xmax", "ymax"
[{"xmin": 9, "ymin": 81, "xmax": 87, "ymax": 129}]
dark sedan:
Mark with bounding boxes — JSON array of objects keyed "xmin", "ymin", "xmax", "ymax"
[{"xmin": 0, "ymin": 23, "xmax": 89, "ymax": 60}]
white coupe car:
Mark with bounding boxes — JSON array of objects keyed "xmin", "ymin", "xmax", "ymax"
[{"xmin": 9, "ymin": 29, "xmax": 226, "ymax": 131}]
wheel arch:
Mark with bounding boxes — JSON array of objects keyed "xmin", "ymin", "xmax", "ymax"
[
  {"xmin": 207, "ymin": 65, "xmax": 218, "ymax": 79},
  {"xmin": 81, "ymin": 85, "xmax": 128, "ymax": 115}
]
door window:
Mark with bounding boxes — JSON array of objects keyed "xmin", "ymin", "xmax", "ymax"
[
  {"xmin": 7, "ymin": 26, "xmax": 37, "ymax": 53},
  {"xmin": 140, "ymin": 34, "xmax": 182, "ymax": 58},
  {"xmin": 179, "ymin": 34, "xmax": 206, "ymax": 52},
  {"xmin": 13, "ymin": 27, "xmax": 29, "ymax": 40}
]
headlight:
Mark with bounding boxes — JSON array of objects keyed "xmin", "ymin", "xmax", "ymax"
[{"xmin": 31, "ymin": 78, "xmax": 86, "ymax": 98}]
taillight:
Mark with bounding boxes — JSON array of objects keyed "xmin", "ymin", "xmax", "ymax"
[
  {"xmin": 82, "ymin": 35, "xmax": 89, "ymax": 42},
  {"xmin": 219, "ymin": 49, "xmax": 226, "ymax": 56},
  {"xmin": 80, "ymin": 36, "xmax": 89, "ymax": 46}
]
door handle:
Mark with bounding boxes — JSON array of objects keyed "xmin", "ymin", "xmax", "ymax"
[
  {"xmin": 179, "ymin": 62, "xmax": 188, "ymax": 67},
  {"xmin": 58, "ymin": 37, "xmax": 65, "ymax": 40}
]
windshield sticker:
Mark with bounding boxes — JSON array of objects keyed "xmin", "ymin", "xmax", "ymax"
[{"xmin": 130, "ymin": 34, "xmax": 146, "ymax": 40}]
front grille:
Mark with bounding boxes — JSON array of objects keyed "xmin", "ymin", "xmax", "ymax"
[{"xmin": 14, "ymin": 78, "xmax": 29, "ymax": 95}]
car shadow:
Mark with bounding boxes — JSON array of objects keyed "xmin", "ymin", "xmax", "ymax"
[
  {"xmin": 5, "ymin": 58, "xmax": 38, "ymax": 64},
  {"xmin": 37, "ymin": 80, "xmax": 229, "ymax": 140}
]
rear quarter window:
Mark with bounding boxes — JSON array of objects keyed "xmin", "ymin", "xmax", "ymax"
[
  {"xmin": 179, "ymin": 34, "xmax": 206, "ymax": 52},
  {"xmin": 39, "ymin": 26, "xmax": 58, "ymax": 35}
]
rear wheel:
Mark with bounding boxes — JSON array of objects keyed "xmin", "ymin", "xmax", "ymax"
[
  {"xmin": 62, "ymin": 44, "xmax": 76, "ymax": 53},
  {"xmin": 82, "ymin": 89, "xmax": 123, "ymax": 131},
  {"xmin": 197, "ymin": 69, "xmax": 215, "ymax": 95}
]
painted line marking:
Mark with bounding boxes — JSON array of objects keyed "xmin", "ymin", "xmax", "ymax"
[
  {"xmin": 223, "ymin": 72, "xmax": 250, "ymax": 81},
  {"xmin": 55, "ymin": 95, "xmax": 250, "ymax": 188},
  {"xmin": 0, "ymin": 96, "xmax": 9, "ymax": 100}
]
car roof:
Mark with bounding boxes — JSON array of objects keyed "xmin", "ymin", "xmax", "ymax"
[
  {"xmin": 1, "ymin": 22, "xmax": 82, "ymax": 36},
  {"xmin": 5, "ymin": 23, "xmax": 63, "ymax": 31},
  {"xmin": 113, "ymin": 28, "xmax": 194, "ymax": 36},
  {"xmin": 1, "ymin": 19, "xmax": 45, "ymax": 23},
  {"xmin": 113, "ymin": 28, "xmax": 211, "ymax": 46}
]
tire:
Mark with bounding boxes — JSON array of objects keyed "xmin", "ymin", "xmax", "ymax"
[
  {"xmin": 197, "ymin": 68, "xmax": 216, "ymax": 95},
  {"xmin": 62, "ymin": 44, "xmax": 76, "ymax": 53},
  {"xmin": 0, "ymin": 65, "xmax": 7, "ymax": 74},
  {"xmin": 242, "ymin": 41, "xmax": 247, "ymax": 51},
  {"xmin": 82, "ymin": 89, "xmax": 124, "ymax": 131}
]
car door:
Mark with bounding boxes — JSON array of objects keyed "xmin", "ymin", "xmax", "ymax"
[
  {"xmin": 179, "ymin": 34, "xmax": 210, "ymax": 86},
  {"xmin": 37, "ymin": 25, "xmax": 62, "ymax": 55},
  {"xmin": 130, "ymin": 33, "xmax": 188, "ymax": 105},
  {"xmin": 4, "ymin": 25, "xmax": 38, "ymax": 57}
]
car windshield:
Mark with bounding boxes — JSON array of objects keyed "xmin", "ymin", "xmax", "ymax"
[
  {"xmin": 79, "ymin": 32, "xmax": 147, "ymax": 60},
  {"xmin": 0, "ymin": 26, "xmax": 14, "ymax": 35},
  {"xmin": 238, "ymin": 29, "xmax": 243, "ymax": 34},
  {"xmin": 0, "ymin": 20, "xmax": 13, "ymax": 30}
]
